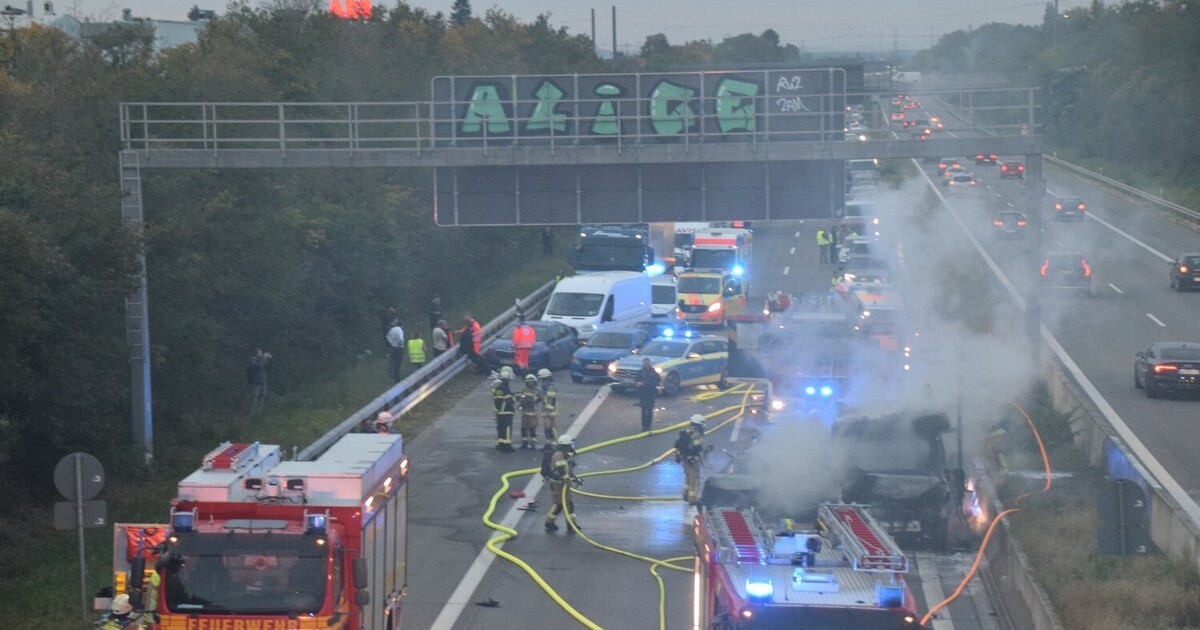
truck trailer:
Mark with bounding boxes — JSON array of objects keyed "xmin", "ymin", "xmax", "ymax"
[{"xmin": 98, "ymin": 434, "xmax": 409, "ymax": 629}]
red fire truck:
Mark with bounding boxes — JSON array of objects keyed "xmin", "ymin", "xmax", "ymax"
[
  {"xmin": 98, "ymin": 434, "xmax": 409, "ymax": 630},
  {"xmin": 692, "ymin": 503, "xmax": 924, "ymax": 629}
]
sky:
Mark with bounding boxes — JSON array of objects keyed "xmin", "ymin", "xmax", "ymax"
[{"xmin": 53, "ymin": 0, "xmax": 1092, "ymax": 53}]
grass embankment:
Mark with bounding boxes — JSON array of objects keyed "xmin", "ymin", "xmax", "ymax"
[
  {"xmin": 992, "ymin": 387, "xmax": 1200, "ymax": 630},
  {"xmin": 1047, "ymin": 145, "xmax": 1200, "ymax": 222},
  {"xmin": 0, "ymin": 247, "xmax": 567, "ymax": 628}
]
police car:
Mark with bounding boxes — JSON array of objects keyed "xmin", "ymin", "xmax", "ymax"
[{"xmin": 608, "ymin": 332, "xmax": 729, "ymax": 396}]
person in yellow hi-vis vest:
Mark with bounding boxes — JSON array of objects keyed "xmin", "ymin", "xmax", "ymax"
[
  {"xmin": 406, "ymin": 335, "xmax": 426, "ymax": 374},
  {"xmin": 817, "ymin": 228, "xmax": 832, "ymax": 264}
]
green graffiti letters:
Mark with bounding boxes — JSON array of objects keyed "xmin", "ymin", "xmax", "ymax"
[
  {"xmin": 526, "ymin": 80, "xmax": 567, "ymax": 133},
  {"xmin": 591, "ymin": 83, "xmax": 622, "ymax": 136},
  {"xmin": 715, "ymin": 78, "xmax": 759, "ymax": 133},
  {"xmin": 648, "ymin": 81, "xmax": 697, "ymax": 136},
  {"xmin": 461, "ymin": 84, "xmax": 510, "ymax": 134}
]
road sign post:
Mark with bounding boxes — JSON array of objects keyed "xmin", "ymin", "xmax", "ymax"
[{"xmin": 54, "ymin": 452, "xmax": 107, "ymax": 626}]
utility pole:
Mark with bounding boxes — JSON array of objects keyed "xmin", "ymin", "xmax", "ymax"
[
  {"xmin": 611, "ymin": 5, "xmax": 617, "ymax": 60},
  {"xmin": 591, "ymin": 8, "xmax": 596, "ymax": 56}
]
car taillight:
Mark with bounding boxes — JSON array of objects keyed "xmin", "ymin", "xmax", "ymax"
[
  {"xmin": 1078, "ymin": 203, "xmax": 1086, "ymax": 210},
  {"xmin": 993, "ymin": 220, "xmax": 1004, "ymax": 226},
  {"xmin": 1018, "ymin": 165, "xmax": 1024, "ymax": 171},
  {"xmin": 1154, "ymin": 364, "xmax": 1179, "ymax": 374},
  {"xmin": 1017, "ymin": 220, "xmax": 1027, "ymax": 226},
  {"xmin": 1055, "ymin": 204, "xmax": 1063, "ymax": 210},
  {"xmin": 1082, "ymin": 260, "xmax": 1092, "ymax": 277},
  {"xmin": 1040, "ymin": 261, "xmax": 1049, "ymax": 276}
]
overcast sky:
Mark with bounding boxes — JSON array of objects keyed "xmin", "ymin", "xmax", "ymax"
[{"xmin": 56, "ymin": 0, "xmax": 1090, "ymax": 53}]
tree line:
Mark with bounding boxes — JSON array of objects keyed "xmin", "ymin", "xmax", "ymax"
[{"xmin": 911, "ymin": 0, "xmax": 1200, "ymax": 176}]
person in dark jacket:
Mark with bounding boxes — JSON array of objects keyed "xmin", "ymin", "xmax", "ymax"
[
  {"xmin": 247, "ymin": 348, "xmax": 273, "ymax": 417},
  {"xmin": 635, "ymin": 357, "xmax": 661, "ymax": 432},
  {"xmin": 428, "ymin": 294, "xmax": 443, "ymax": 330}
]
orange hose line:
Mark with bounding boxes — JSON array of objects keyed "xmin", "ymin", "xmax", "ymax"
[{"xmin": 918, "ymin": 400, "xmax": 1052, "ymax": 627}]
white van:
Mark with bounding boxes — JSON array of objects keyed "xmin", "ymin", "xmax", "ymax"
[
  {"xmin": 650, "ymin": 274, "xmax": 678, "ymax": 318},
  {"xmin": 542, "ymin": 271, "xmax": 652, "ymax": 340}
]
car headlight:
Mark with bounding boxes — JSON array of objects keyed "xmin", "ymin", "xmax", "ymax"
[
  {"xmin": 770, "ymin": 399, "xmax": 785, "ymax": 411},
  {"xmin": 707, "ymin": 302, "xmax": 723, "ymax": 312},
  {"xmin": 607, "ymin": 363, "xmax": 618, "ymax": 373},
  {"xmin": 654, "ymin": 366, "xmax": 663, "ymax": 374}
]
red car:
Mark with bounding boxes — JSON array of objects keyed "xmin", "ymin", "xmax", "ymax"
[{"xmin": 1000, "ymin": 161, "xmax": 1024, "ymax": 179}]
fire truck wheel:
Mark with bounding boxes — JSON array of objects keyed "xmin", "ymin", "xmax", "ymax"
[{"xmin": 662, "ymin": 372, "xmax": 681, "ymax": 397}]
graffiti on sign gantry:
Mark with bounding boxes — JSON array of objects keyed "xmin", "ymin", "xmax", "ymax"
[{"xmin": 432, "ymin": 69, "xmax": 837, "ymax": 146}]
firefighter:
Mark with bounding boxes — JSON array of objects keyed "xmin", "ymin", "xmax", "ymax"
[
  {"xmin": 675, "ymin": 414, "xmax": 708, "ymax": 504},
  {"xmin": 537, "ymin": 368, "xmax": 558, "ymax": 442},
  {"xmin": 512, "ymin": 318, "xmax": 536, "ymax": 373},
  {"xmin": 517, "ymin": 373, "xmax": 541, "ymax": 449},
  {"xmin": 373, "ymin": 410, "xmax": 395, "ymax": 434},
  {"xmin": 545, "ymin": 434, "xmax": 581, "ymax": 532},
  {"xmin": 492, "ymin": 368, "xmax": 516, "ymax": 452},
  {"xmin": 96, "ymin": 594, "xmax": 137, "ymax": 629}
]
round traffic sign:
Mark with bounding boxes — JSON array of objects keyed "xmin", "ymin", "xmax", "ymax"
[{"xmin": 53, "ymin": 452, "xmax": 105, "ymax": 500}]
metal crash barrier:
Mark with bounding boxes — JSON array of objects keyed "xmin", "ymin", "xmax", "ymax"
[{"xmin": 298, "ymin": 280, "xmax": 555, "ymax": 461}]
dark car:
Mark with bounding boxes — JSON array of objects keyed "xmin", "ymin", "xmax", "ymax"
[
  {"xmin": 992, "ymin": 210, "xmax": 1028, "ymax": 239},
  {"xmin": 1000, "ymin": 161, "xmax": 1025, "ymax": 179},
  {"xmin": 482, "ymin": 321, "xmax": 578, "ymax": 371},
  {"xmin": 1040, "ymin": 252, "xmax": 1092, "ymax": 296},
  {"xmin": 1051, "ymin": 196, "xmax": 1086, "ymax": 221},
  {"xmin": 569, "ymin": 327, "xmax": 650, "ymax": 383},
  {"xmin": 1134, "ymin": 342, "xmax": 1200, "ymax": 398},
  {"xmin": 1169, "ymin": 253, "xmax": 1200, "ymax": 291},
  {"xmin": 974, "ymin": 152, "xmax": 998, "ymax": 165},
  {"xmin": 936, "ymin": 158, "xmax": 961, "ymax": 176}
]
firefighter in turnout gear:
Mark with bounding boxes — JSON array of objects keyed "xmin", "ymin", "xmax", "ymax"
[
  {"xmin": 517, "ymin": 373, "xmax": 542, "ymax": 449},
  {"xmin": 492, "ymin": 367, "xmax": 516, "ymax": 452},
  {"xmin": 537, "ymin": 368, "xmax": 559, "ymax": 442},
  {"xmin": 545, "ymin": 434, "xmax": 581, "ymax": 531},
  {"xmin": 96, "ymin": 594, "xmax": 137, "ymax": 629},
  {"xmin": 675, "ymin": 414, "xmax": 708, "ymax": 504}
]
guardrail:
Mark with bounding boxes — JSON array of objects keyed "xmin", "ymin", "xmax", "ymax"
[
  {"xmin": 1043, "ymin": 155, "xmax": 1200, "ymax": 222},
  {"xmin": 297, "ymin": 280, "xmax": 556, "ymax": 461}
]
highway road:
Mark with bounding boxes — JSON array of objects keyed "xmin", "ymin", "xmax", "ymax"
[
  {"xmin": 903, "ymin": 97, "xmax": 1200, "ymax": 512},
  {"xmin": 398, "ymin": 217, "xmax": 1002, "ymax": 629}
]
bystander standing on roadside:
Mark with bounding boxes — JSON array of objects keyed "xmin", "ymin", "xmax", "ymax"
[
  {"xmin": 386, "ymin": 319, "xmax": 405, "ymax": 382},
  {"xmin": 431, "ymin": 319, "xmax": 451, "ymax": 358},
  {"xmin": 542, "ymin": 227, "xmax": 554, "ymax": 256},
  {"xmin": 459, "ymin": 312, "xmax": 487, "ymax": 374},
  {"xmin": 247, "ymin": 348, "xmax": 273, "ymax": 418},
  {"xmin": 428, "ymin": 294, "xmax": 443, "ymax": 331},
  {"xmin": 406, "ymin": 333, "xmax": 426, "ymax": 374}
]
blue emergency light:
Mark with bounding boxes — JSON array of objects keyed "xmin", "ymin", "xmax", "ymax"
[
  {"xmin": 305, "ymin": 512, "xmax": 328, "ymax": 535},
  {"xmin": 745, "ymin": 578, "xmax": 773, "ymax": 601},
  {"xmin": 662, "ymin": 327, "xmax": 674, "ymax": 337},
  {"xmin": 820, "ymin": 385, "xmax": 834, "ymax": 398},
  {"xmin": 683, "ymin": 330, "xmax": 693, "ymax": 338},
  {"xmin": 171, "ymin": 509, "xmax": 196, "ymax": 533},
  {"xmin": 646, "ymin": 263, "xmax": 666, "ymax": 276},
  {"xmin": 732, "ymin": 264, "xmax": 745, "ymax": 276},
  {"xmin": 804, "ymin": 385, "xmax": 817, "ymax": 396}
]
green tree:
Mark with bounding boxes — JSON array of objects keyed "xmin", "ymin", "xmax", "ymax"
[{"xmin": 450, "ymin": 0, "xmax": 471, "ymax": 26}]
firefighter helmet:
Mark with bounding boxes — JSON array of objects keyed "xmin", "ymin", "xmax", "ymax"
[
  {"xmin": 376, "ymin": 411, "xmax": 394, "ymax": 425},
  {"xmin": 689, "ymin": 414, "xmax": 707, "ymax": 428},
  {"xmin": 111, "ymin": 594, "xmax": 133, "ymax": 615},
  {"xmin": 499, "ymin": 366, "xmax": 515, "ymax": 379},
  {"xmin": 525, "ymin": 373, "xmax": 538, "ymax": 383},
  {"xmin": 537, "ymin": 368, "xmax": 552, "ymax": 379},
  {"xmin": 557, "ymin": 434, "xmax": 574, "ymax": 447}
]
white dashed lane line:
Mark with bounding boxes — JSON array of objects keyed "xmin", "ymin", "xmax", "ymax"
[
  {"xmin": 1108, "ymin": 283, "xmax": 1124, "ymax": 294},
  {"xmin": 783, "ymin": 266, "xmax": 790, "ymax": 275},
  {"xmin": 794, "ymin": 230, "xmax": 801, "ymax": 238},
  {"xmin": 789, "ymin": 246, "xmax": 796, "ymax": 255},
  {"xmin": 1147, "ymin": 313, "xmax": 1166, "ymax": 327}
]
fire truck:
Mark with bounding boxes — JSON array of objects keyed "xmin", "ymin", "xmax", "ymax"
[
  {"xmin": 693, "ymin": 503, "xmax": 924, "ymax": 629},
  {"xmin": 98, "ymin": 434, "xmax": 409, "ymax": 630}
]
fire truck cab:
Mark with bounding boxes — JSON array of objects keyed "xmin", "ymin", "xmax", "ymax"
[
  {"xmin": 693, "ymin": 503, "xmax": 924, "ymax": 629},
  {"xmin": 100, "ymin": 434, "xmax": 409, "ymax": 630}
]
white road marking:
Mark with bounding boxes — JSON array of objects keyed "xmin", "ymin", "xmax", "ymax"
[
  {"xmin": 1045, "ymin": 187, "xmax": 1172, "ymax": 262},
  {"xmin": 794, "ymin": 230, "xmax": 801, "ymax": 238},
  {"xmin": 1055, "ymin": 240, "xmax": 1065, "ymax": 248},
  {"xmin": 995, "ymin": 191, "xmax": 1002, "ymax": 198},
  {"xmin": 431, "ymin": 386, "xmax": 613, "ymax": 630},
  {"xmin": 1006, "ymin": 202, "xmax": 1014, "ymax": 207},
  {"xmin": 1147, "ymin": 313, "xmax": 1166, "ymax": 327},
  {"xmin": 783, "ymin": 266, "xmax": 790, "ymax": 275},
  {"xmin": 1108, "ymin": 283, "xmax": 1124, "ymax": 294},
  {"xmin": 730, "ymin": 416, "xmax": 743, "ymax": 442},
  {"xmin": 914, "ymin": 552, "xmax": 955, "ymax": 630},
  {"xmin": 789, "ymin": 246, "xmax": 796, "ymax": 255}
]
